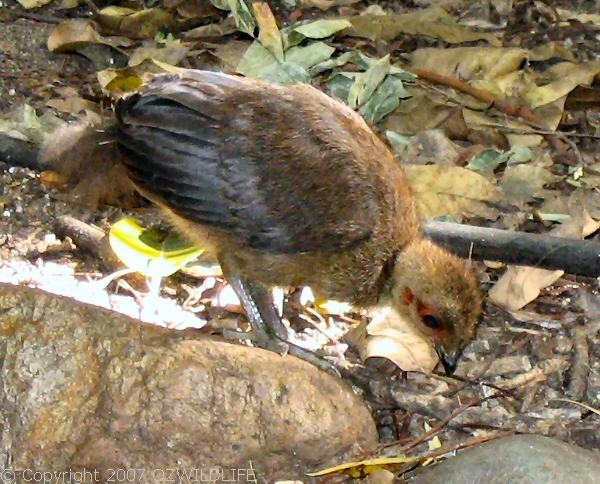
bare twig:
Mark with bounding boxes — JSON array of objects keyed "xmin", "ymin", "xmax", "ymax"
[
  {"xmin": 551, "ymin": 398, "xmax": 600, "ymax": 417},
  {"xmin": 14, "ymin": 10, "xmax": 62, "ymax": 24},
  {"xmin": 419, "ymin": 430, "xmax": 516, "ymax": 460},
  {"xmin": 405, "ymin": 65, "xmax": 582, "ymax": 163},
  {"xmin": 383, "ymin": 394, "xmax": 503, "ymax": 453},
  {"xmin": 495, "ymin": 358, "xmax": 567, "ymax": 391}
]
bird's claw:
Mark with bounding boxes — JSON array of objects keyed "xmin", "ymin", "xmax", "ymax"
[{"xmin": 221, "ymin": 328, "xmax": 340, "ymax": 377}]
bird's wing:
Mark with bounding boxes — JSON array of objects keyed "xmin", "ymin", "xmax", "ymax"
[{"xmin": 116, "ymin": 70, "xmax": 385, "ymax": 254}]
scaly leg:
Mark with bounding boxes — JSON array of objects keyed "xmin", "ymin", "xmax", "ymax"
[{"xmin": 219, "ymin": 255, "xmax": 340, "ymax": 376}]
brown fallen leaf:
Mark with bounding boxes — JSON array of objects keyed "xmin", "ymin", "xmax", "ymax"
[
  {"xmin": 299, "ymin": 0, "xmax": 360, "ymax": 10},
  {"xmin": 358, "ymin": 305, "xmax": 438, "ymax": 372},
  {"xmin": 128, "ymin": 38, "xmax": 189, "ymax": 67},
  {"xmin": 345, "ymin": 6, "xmax": 500, "ymax": 45},
  {"xmin": 40, "ymin": 170, "xmax": 69, "ymax": 188},
  {"xmin": 95, "ymin": 7, "xmax": 176, "ymax": 39},
  {"xmin": 500, "ymin": 163, "xmax": 561, "ymax": 206},
  {"xmin": 404, "ymin": 165, "xmax": 501, "ymax": 220}
]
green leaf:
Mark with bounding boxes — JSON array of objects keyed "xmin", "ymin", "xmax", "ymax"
[
  {"xmin": 309, "ymin": 51, "xmax": 356, "ymax": 75},
  {"xmin": 282, "ymin": 18, "xmax": 351, "ymax": 50},
  {"xmin": 386, "ymin": 130, "xmax": 411, "ymax": 154},
  {"xmin": 355, "ymin": 52, "xmax": 416, "ymax": 78},
  {"xmin": 236, "ymin": 40, "xmax": 277, "ymax": 77},
  {"xmin": 237, "ymin": 41, "xmax": 310, "ymax": 85},
  {"xmin": 506, "ymin": 145, "xmax": 534, "ymax": 165},
  {"xmin": 260, "ymin": 60, "xmax": 310, "ymax": 85},
  {"xmin": 209, "ymin": 0, "xmax": 229, "ymax": 9},
  {"xmin": 293, "ymin": 18, "xmax": 351, "ymax": 39},
  {"xmin": 328, "ymin": 72, "xmax": 357, "ymax": 101},
  {"xmin": 229, "ymin": 0, "xmax": 256, "ymax": 36},
  {"xmin": 211, "ymin": 0, "xmax": 255, "ymax": 36},
  {"xmin": 348, "ymin": 54, "xmax": 390, "ymax": 109},
  {"xmin": 466, "ymin": 148, "xmax": 506, "ymax": 176},
  {"xmin": 285, "ymin": 42, "xmax": 334, "ymax": 69},
  {"xmin": 109, "ymin": 217, "xmax": 204, "ymax": 278},
  {"xmin": 359, "ymin": 75, "xmax": 410, "ymax": 123}
]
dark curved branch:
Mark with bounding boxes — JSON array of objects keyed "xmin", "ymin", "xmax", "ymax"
[{"xmin": 424, "ymin": 221, "xmax": 600, "ymax": 277}]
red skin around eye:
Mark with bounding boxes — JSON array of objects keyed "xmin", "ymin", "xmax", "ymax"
[
  {"xmin": 417, "ymin": 303, "xmax": 450, "ymax": 340},
  {"xmin": 405, "ymin": 291, "xmax": 450, "ymax": 339}
]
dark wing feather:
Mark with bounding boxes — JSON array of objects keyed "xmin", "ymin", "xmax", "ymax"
[{"xmin": 115, "ymin": 70, "xmax": 380, "ymax": 254}]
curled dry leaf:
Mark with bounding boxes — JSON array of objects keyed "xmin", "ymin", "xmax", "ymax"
[
  {"xmin": 16, "ymin": 0, "xmax": 52, "ymax": 9},
  {"xmin": 489, "ymin": 208, "xmax": 600, "ymax": 311},
  {"xmin": 358, "ymin": 305, "xmax": 438, "ymax": 372},
  {"xmin": 525, "ymin": 60, "xmax": 600, "ymax": 109},
  {"xmin": 48, "ymin": 19, "xmax": 107, "ymax": 53}
]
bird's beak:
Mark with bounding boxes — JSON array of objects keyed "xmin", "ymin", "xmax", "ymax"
[{"xmin": 435, "ymin": 346, "xmax": 461, "ymax": 375}]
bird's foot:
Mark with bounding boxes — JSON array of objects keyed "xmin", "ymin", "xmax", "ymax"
[{"xmin": 222, "ymin": 327, "xmax": 340, "ymax": 377}]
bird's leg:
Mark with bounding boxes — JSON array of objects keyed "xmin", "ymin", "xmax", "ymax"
[
  {"xmin": 219, "ymin": 255, "xmax": 340, "ymax": 376},
  {"xmin": 226, "ymin": 273, "xmax": 289, "ymax": 352}
]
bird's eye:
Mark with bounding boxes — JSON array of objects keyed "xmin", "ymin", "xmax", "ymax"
[{"xmin": 422, "ymin": 315, "xmax": 442, "ymax": 330}]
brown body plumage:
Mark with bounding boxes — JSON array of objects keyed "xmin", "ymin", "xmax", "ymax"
[{"xmin": 41, "ymin": 69, "xmax": 482, "ymax": 373}]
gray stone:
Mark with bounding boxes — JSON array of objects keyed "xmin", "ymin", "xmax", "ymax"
[{"xmin": 411, "ymin": 435, "xmax": 600, "ymax": 484}]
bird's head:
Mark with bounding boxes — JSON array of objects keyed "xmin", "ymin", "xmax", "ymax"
[{"xmin": 390, "ymin": 237, "xmax": 482, "ymax": 374}]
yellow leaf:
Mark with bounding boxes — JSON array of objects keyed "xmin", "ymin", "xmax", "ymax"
[
  {"xmin": 316, "ymin": 299, "xmax": 353, "ymax": 315},
  {"xmin": 109, "ymin": 217, "xmax": 204, "ymax": 278},
  {"xmin": 40, "ymin": 170, "xmax": 69, "ymax": 188},
  {"xmin": 307, "ymin": 456, "xmax": 418, "ymax": 478},
  {"xmin": 252, "ymin": 1, "xmax": 284, "ymax": 61}
]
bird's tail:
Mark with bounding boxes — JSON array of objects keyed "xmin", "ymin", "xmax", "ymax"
[{"xmin": 39, "ymin": 115, "xmax": 140, "ymax": 208}]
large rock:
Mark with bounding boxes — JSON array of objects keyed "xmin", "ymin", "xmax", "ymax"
[
  {"xmin": 410, "ymin": 435, "xmax": 600, "ymax": 483},
  {"xmin": 0, "ymin": 284, "xmax": 377, "ymax": 481}
]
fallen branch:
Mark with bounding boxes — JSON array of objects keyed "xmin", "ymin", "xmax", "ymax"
[
  {"xmin": 0, "ymin": 134, "xmax": 41, "ymax": 170},
  {"xmin": 405, "ymin": 66, "xmax": 571, "ymax": 159},
  {"xmin": 423, "ymin": 221, "xmax": 600, "ymax": 277},
  {"xmin": 54, "ymin": 215, "xmax": 122, "ymax": 271}
]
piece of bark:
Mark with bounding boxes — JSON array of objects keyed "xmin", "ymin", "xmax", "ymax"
[
  {"xmin": 423, "ymin": 221, "xmax": 600, "ymax": 277},
  {"xmin": 0, "ymin": 283, "xmax": 376, "ymax": 481},
  {"xmin": 566, "ymin": 326, "xmax": 590, "ymax": 400}
]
